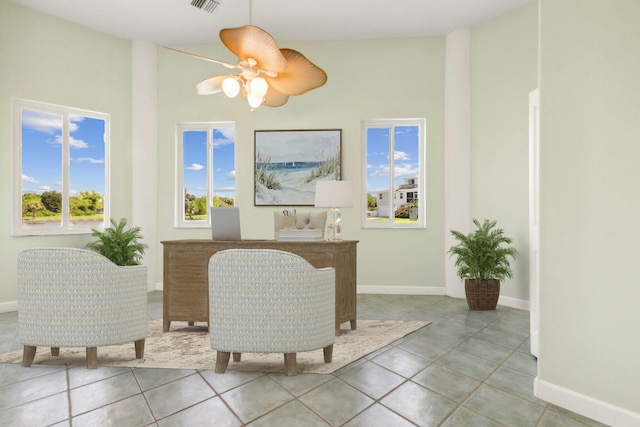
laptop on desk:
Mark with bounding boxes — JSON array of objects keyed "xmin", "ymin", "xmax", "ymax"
[{"xmin": 210, "ymin": 207, "xmax": 242, "ymax": 241}]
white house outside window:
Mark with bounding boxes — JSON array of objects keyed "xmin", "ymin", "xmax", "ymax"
[
  {"xmin": 362, "ymin": 118, "xmax": 426, "ymax": 229},
  {"xmin": 176, "ymin": 122, "xmax": 236, "ymax": 227},
  {"xmin": 13, "ymin": 99, "xmax": 109, "ymax": 235}
]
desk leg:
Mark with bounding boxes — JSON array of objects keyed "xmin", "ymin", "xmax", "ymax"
[
  {"xmin": 163, "ymin": 320, "xmax": 170, "ymax": 332},
  {"xmin": 335, "ymin": 319, "xmax": 357, "ymax": 336}
]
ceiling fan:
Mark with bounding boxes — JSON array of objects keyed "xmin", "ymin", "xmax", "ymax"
[{"xmin": 166, "ymin": 25, "xmax": 327, "ymax": 108}]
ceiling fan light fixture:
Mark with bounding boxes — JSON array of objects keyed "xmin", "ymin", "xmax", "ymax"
[
  {"xmin": 168, "ymin": 24, "xmax": 326, "ymax": 108},
  {"xmin": 249, "ymin": 77, "xmax": 268, "ymax": 98},
  {"xmin": 222, "ymin": 77, "xmax": 241, "ymax": 98},
  {"xmin": 247, "ymin": 92, "xmax": 263, "ymax": 108},
  {"xmin": 241, "ymin": 67, "xmax": 260, "ymax": 80}
]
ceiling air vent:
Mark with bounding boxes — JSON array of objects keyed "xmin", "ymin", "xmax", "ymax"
[{"xmin": 191, "ymin": 0, "xmax": 222, "ymax": 14}]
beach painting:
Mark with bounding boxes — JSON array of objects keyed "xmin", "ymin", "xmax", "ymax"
[{"xmin": 255, "ymin": 129, "xmax": 342, "ymax": 206}]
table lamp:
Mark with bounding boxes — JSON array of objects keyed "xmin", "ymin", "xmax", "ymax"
[{"xmin": 314, "ymin": 180, "xmax": 352, "ymax": 241}]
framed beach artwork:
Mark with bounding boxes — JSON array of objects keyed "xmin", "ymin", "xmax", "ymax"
[{"xmin": 254, "ymin": 129, "xmax": 342, "ymax": 206}]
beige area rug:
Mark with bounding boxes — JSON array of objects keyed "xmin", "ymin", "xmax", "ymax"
[{"xmin": 0, "ymin": 319, "xmax": 429, "ymax": 374}]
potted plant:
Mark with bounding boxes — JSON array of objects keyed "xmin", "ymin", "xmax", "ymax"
[
  {"xmin": 448, "ymin": 218, "xmax": 518, "ymax": 310},
  {"xmin": 85, "ymin": 218, "xmax": 148, "ymax": 266}
]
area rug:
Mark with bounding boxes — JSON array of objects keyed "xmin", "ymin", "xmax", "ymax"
[{"xmin": 0, "ymin": 319, "xmax": 429, "ymax": 374}]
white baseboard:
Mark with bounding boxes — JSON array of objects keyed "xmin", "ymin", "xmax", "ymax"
[
  {"xmin": 0, "ymin": 300, "xmax": 18, "ymax": 313},
  {"xmin": 535, "ymin": 378, "xmax": 640, "ymax": 427},
  {"xmin": 357, "ymin": 285, "xmax": 447, "ymax": 295},
  {"xmin": 357, "ymin": 285, "xmax": 530, "ymax": 311},
  {"xmin": 498, "ymin": 295, "xmax": 530, "ymax": 311}
]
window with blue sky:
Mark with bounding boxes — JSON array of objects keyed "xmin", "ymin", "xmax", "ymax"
[
  {"xmin": 177, "ymin": 122, "xmax": 235, "ymax": 226},
  {"xmin": 362, "ymin": 118, "xmax": 425, "ymax": 228},
  {"xmin": 14, "ymin": 99, "xmax": 108, "ymax": 235}
]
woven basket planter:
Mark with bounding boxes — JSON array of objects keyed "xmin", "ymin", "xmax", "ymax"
[{"xmin": 465, "ymin": 279, "xmax": 500, "ymax": 310}]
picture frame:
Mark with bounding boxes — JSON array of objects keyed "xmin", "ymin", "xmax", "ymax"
[{"xmin": 254, "ymin": 129, "xmax": 342, "ymax": 206}]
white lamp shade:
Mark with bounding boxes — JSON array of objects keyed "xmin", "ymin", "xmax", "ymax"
[
  {"xmin": 249, "ymin": 77, "xmax": 268, "ymax": 97},
  {"xmin": 314, "ymin": 181, "xmax": 353, "ymax": 207},
  {"xmin": 222, "ymin": 77, "xmax": 240, "ymax": 98},
  {"xmin": 248, "ymin": 92, "xmax": 263, "ymax": 108}
]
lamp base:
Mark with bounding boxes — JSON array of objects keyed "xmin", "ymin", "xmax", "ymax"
[{"xmin": 325, "ymin": 208, "xmax": 342, "ymax": 241}]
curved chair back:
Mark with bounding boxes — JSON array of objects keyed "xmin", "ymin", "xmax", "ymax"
[
  {"xmin": 17, "ymin": 247, "xmax": 147, "ymax": 368},
  {"xmin": 208, "ymin": 248, "xmax": 335, "ymax": 374}
]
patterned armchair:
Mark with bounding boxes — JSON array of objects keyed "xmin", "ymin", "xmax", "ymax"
[
  {"xmin": 208, "ymin": 249, "xmax": 335, "ymax": 375},
  {"xmin": 17, "ymin": 248, "xmax": 147, "ymax": 369}
]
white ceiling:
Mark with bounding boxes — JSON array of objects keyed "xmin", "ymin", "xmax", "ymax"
[{"xmin": 7, "ymin": 0, "xmax": 535, "ymax": 46}]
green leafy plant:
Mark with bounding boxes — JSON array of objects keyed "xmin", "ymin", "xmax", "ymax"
[
  {"xmin": 86, "ymin": 218, "xmax": 148, "ymax": 266},
  {"xmin": 448, "ymin": 218, "xmax": 518, "ymax": 281}
]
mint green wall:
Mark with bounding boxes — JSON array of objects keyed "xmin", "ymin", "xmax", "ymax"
[
  {"xmin": 156, "ymin": 38, "xmax": 447, "ymax": 290},
  {"xmin": 4, "ymin": 0, "xmax": 638, "ymax": 420},
  {"xmin": 0, "ymin": 0, "xmax": 537, "ymax": 305},
  {"xmin": 539, "ymin": 0, "xmax": 640, "ymax": 415},
  {"xmin": 470, "ymin": 2, "xmax": 539, "ymax": 302},
  {"xmin": 0, "ymin": 1, "xmax": 133, "ymax": 303}
]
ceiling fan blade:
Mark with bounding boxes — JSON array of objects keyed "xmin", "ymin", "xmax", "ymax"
[
  {"xmin": 263, "ymin": 86, "xmax": 289, "ymax": 107},
  {"xmin": 240, "ymin": 85, "xmax": 289, "ymax": 107},
  {"xmin": 164, "ymin": 46, "xmax": 238, "ymax": 70},
  {"xmin": 220, "ymin": 25, "xmax": 288, "ymax": 73},
  {"xmin": 196, "ymin": 75, "xmax": 227, "ymax": 95},
  {"xmin": 266, "ymin": 48, "xmax": 327, "ymax": 96}
]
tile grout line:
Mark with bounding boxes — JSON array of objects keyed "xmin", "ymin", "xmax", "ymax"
[
  {"xmin": 130, "ymin": 366, "xmax": 162, "ymax": 424},
  {"xmin": 431, "ymin": 310, "xmax": 517, "ymax": 426},
  {"xmin": 437, "ymin": 309, "xmax": 545, "ymax": 426},
  {"xmin": 66, "ymin": 365, "xmax": 74, "ymax": 427}
]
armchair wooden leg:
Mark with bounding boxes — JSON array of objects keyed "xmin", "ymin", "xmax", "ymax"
[
  {"xmin": 21, "ymin": 345, "xmax": 37, "ymax": 367},
  {"xmin": 215, "ymin": 351, "xmax": 230, "ymax": 373},
  {"xmin": 135, "ymin": 339, "xmax": 145, "ymax": 359},
  {"xmin": 86, "ymin": 347, "xmax": 98, "ymax": 369},
  {"xmin": 284, "ymin": 353, "xmax": 297, "ymax": 376},
  {"xmin": 51, "ymin": 347, "xmax": 60, "ymax": 356},
  {"xmin": 232, "ymin": 352, "xmax": 241, "ymax": 362},
  {"xmin": 323, "ymin": 344, "xmax": 333, "ymax": 363}
]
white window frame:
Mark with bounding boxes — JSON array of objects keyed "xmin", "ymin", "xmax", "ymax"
[
  {"xmin": 13, "ymin": 98, "xmax": 110, "ymax": 236},
  {"xmin": 175, "ymin": 121, "xmax": 235, "ymax": 228},
  {"xmin": 361, "ymin": 118, "xmax": 426, "ymax": 229}
]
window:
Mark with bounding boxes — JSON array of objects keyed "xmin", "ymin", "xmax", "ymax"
[
  {"xmin": 362, "ymin": 119, "xmax": 425, "ymax": 228},
  {"xmin": 13, "ymin": 99, "xmax": 109, "ymax": 235},
  {"xmin": 176, "ymin": 122, "xmax": 235, "ymax": 227}
]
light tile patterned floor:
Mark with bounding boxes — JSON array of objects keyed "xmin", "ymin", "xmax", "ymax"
[{"xmin": 0, "ymin": 292, "xmax": 608, "ymax": 426}]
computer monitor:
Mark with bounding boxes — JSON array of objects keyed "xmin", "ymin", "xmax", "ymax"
[{"xmin": 210, "ymin": 207, "xmax": 241, "ymax": 241}]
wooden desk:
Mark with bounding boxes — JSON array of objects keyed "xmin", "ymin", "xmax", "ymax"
[{"xmin": 161, "ymin": 239, "xmax": 358, "ymax": 335}]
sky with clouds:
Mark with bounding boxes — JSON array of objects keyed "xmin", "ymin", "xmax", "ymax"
[
  {"xmin": 366, "ymin": 125, "xmax": 420, "ymax": 195},
  {"xmin": 183, "ymin": 127, "xmax": 235, "ymax": 199},
  {"xmin": 21, "ymin": 109, "xmax": 105, "ymax": 196}
]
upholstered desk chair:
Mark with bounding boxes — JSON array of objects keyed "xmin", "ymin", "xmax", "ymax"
[
  {"xmin": 17, "ymin": 248, "xmax": 147, "ymax": 369},
  {"xmin": 208, "ymin": 249, "xmax": 335, "ymax": 376}
]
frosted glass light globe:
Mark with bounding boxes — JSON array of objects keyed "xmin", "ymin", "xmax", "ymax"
[
  {"xmin": 248, "ymin": 92, "xmax": 263, "ymax": 108},
  {"xmin": 222, "ymin": 77, "xmax": 240, "ymax": 98},
  {"xmin": 249, "ymin": 77, "xmax": 268, "ymax": 98}
]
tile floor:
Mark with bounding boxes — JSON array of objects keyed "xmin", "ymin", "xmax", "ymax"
[{"xmin": 0, "ymin": 292, "xmax": 607, "ymax": 427}]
